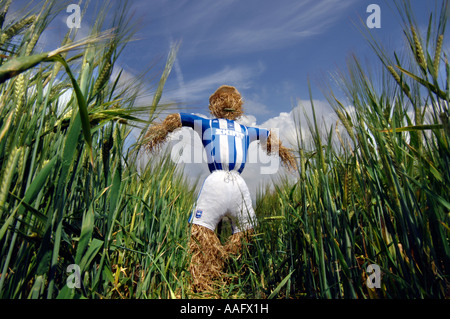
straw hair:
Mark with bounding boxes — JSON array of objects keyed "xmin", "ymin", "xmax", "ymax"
[{"xmin": 209, "ymin": 85, "xmax": 243, "ymax": 120}]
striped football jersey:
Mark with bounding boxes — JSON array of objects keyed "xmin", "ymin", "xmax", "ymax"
[{"xmin": 179, "ymin": 113, "xmax": 270, "ymax": 173}]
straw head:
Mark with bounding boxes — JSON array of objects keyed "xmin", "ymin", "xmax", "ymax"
[{"xmin": 209, "ymin": 85, "xmax": 244, "ymax": 120}]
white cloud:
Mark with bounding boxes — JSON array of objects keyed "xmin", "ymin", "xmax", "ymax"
[
  {"xmin": 251, "ymin": 98, "xmax": 338, "ymax": 149},
  {"xmin": 237, "ymin": 114, "xmax": 257, "ymax": 127},
  {"xmin": 261, "ymin": 111, "xmax": 298, "ymax": 146},
  {"xmin": 241, "ymin": 99, "xmax": 271, "ymax": 117}
]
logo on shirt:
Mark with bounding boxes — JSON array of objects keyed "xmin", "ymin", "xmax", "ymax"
[
  {"xmin": 195, "ymin": 209, "xmax": 203, "ymax": 219},
  {"xmin": 214, "ymin": 128, "xmax": 244, "ymax": 139}
]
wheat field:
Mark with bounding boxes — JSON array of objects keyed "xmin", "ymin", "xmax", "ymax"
[{"xmin": 0, "ymin": 0, "xmax": 448, "ymax": 299}]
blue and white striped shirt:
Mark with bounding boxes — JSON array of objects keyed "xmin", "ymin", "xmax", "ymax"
[{"xmin": 179, "ymin": 113, "xmax": 270, "ymax": 174}]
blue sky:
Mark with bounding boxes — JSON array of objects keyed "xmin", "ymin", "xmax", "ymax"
[
  {"xmin": 10, "ymin": 0, "xmax": 439, "ymax": 126},
  {"xmin": 113, "ymin": 0, "xmax": 439, "ymax": 197},
  {"xmin": 8, "ymin": 0, "xmax": 446, "ymax": 199},
  {"xmin": 117, "ymin": 0, "xmax": 437, "ymax": 122},
  {"xmin": 124, "ymin": 0, "xmax": 383, "ymax": 119}
]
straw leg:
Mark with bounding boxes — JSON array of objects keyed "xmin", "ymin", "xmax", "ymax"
[
  {"xmin": 188, "ymin": 224, "xmax": 254, "ymax": 294},
  {"xmin": 223, "ymin": 229, "xmax": 254, "ymax": 255},
  {"xmin": 188, "ymin": 224, "xmax": 227, "ymax": 293}
]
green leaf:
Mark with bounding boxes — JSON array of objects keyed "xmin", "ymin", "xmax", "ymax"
[
  {"xmin": 24, "ymin": 155, "xmax": 58, "ymax": 203},
  {"xmin": 0, "ymin": 155, "xmax": 57, "ymax": 242},
  {"xmin": 149, "ymin": 42, "xmax": 179, "ymax": 119},
  {"xmin": 380, "ymin": 123, "xmax": 443, "ymax": 133},
  {"xmin": 35, "ymin": 244, "xmax": 52, "ymax": 276},
  {"xmin": 404, "ymin": 143, "xmax": 444, "ymax": 182},
  {"xmin": 396, "ymin": 65, "xmax": 447, "ymax": 99},
  {"xmin": 75, "ymin": 204, "xmax": 95, "ymax": 265},
  {"xmin": 79, "ymin": 238, "xmax": 104, "ymax": 272},
  {"xmin": 29, "ymin": 275, "xmax": 45, "ymax": 299},
  {"xmin": 0, "ymin": 53, "xmax": 48, "ymax": 84},
  {"xmin": 49, "ymin": 55, "xmax": 93, "ymax": 165},
  {"xmin": 268, "ymin": 270, "xmax": 295, "ymax": 299},
  {"xmin": 55, "ymin": 284, "xmax": 75, "ymax": 299}
]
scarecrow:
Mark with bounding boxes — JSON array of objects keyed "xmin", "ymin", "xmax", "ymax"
[{"xmin": 145, "ymin": 85, "xmax": 296, "ymax": 293}]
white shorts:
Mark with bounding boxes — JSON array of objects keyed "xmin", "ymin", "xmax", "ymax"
[{"xmin": 189, "ymin": 170, "xmax": 257, "ymax": 233}]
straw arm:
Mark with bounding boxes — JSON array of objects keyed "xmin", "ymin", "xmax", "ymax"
[
  {"xmin": 144, "ymin": 113, "xmax": 181, "ymax": 153},
  {"xmin": 163, "ymin": 113, "xmax": 182, "ymax": 132},
  {"xmin": 264, "ymin": 129, "xmax": 297, "ymax": 172}
]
